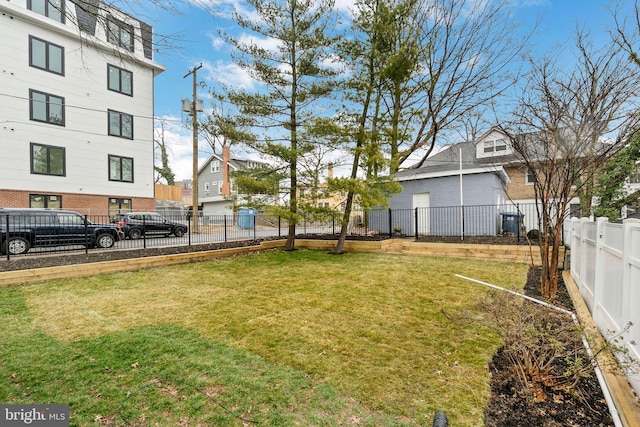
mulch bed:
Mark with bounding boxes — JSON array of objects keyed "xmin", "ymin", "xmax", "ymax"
[
  {"xmin": 0, "ymin": 235, "xmax": 615, "ymax": 426},
  {"xmin": 484, "ymin": 268, "xmax": 614, "ymax": 426}
]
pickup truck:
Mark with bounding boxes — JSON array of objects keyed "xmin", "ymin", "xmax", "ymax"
[{"xmin": 0, "ymin": 208, "xmax": 123, "ymax": 255}]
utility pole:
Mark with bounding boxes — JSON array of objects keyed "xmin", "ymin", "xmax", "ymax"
[{"xmin": 184, "ymin": 63, "xmax": 203, "ymax": 233}]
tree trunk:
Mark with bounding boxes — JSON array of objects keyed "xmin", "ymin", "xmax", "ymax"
[
  {"xmin": 331, "ymin": 193, "xmax": 355, "ymax": 254},
  {"xmin": 539, "ymin": 224, "xmax": 562, "ymax": 299}
]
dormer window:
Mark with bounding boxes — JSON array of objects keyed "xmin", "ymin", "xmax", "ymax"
[
  {"xmin": 477, "ymin": 135, "xmax": 511, "ymax": 159},
  {"xmin": 107, "ymin": 19, "xmax": 134, "ymax": 52},
  {"xmin": 483, "ymin": 139, "xmax": 507, "ymax": 154}
]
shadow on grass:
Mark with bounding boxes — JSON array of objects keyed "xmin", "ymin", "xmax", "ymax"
[{"xmin": 0, "ymin": 287, "xmax": 405, "ymax": 426}]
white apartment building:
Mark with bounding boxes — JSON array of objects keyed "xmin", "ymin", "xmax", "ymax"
[{"xmin": 0, "ymin": 0, "xmax": 165, "ymax": 216}]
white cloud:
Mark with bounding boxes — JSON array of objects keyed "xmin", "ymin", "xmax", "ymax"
[
  {"xmin": 154, "ymin": 116, "xmax": 209, "ymax": 181},
  {"xmin": 202, "ymin": 59, "xmax": 257, "ymax": 90},
  {"xmin": 236, "ymin": 32, "xmax": 281, "ymax": 52},
  {"xmin": 209, "ymin": 35, "xmax": 225, "ymax": 50},
  {"xmin": 334, "ymin": 0, "xmax": 356, "ymax": 15}
]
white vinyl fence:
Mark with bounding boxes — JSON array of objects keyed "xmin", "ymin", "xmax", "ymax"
[{"xmin": 565, "ymin": 217, "xmax": 640, "ymax": 396}]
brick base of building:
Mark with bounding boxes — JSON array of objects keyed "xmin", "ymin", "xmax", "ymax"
[{"xmin": 0, "ymin": 189, "xmax": 156, "ymax": 216}]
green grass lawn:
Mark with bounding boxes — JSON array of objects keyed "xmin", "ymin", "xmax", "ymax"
[{"xmin": 0, "ymin": 249, "xmax": 528, "ymax": 426}]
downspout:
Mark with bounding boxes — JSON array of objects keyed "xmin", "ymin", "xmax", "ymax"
[{"xmin": 455, "ymin": 274, "xmax": 623, "ymax": 427}]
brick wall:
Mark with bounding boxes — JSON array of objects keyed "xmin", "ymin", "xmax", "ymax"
[
  {"xmin": 505, "ymin": 165, "xmax": 536, "ymax": 200},
  {"xmin": 0, "ymin": 189, "xmax": 156, "ymax": 215}
]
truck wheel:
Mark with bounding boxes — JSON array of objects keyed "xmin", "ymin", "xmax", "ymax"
[
  {"xmin": 128, "ymin": 228, "xmax": 142, "ymax": 240},
  {"xmin": 95, "ymin": 233, "xmax": 115, "ymax": 248},
  {"xmin": 5, "ymin": 237, "xmax": 30, "ymax": 255}
]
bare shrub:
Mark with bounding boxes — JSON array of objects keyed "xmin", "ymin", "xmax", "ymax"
[{"xmin": 477, "ymin": 290, "xmax": 594, "ymax": 401}]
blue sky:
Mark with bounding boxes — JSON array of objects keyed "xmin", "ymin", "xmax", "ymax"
[{"xmin": 140, "ymin": 0, "xmax": 636, "ymax": 181}]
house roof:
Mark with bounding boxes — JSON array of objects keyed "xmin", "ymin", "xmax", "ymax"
[
  {"xmin": 394, "ymin": 137, "xmax": 512, "ymax": 183},
  {"xmin": 394, "ymin": 124, "xmax": 610, "ymax": 183},
  {"xmin": 197, "ymin": 152, "xmax": 266, "ymax": 175}
]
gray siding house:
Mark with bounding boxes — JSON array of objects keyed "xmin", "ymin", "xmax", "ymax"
[
  {"xmin": 387, "ymin": 130, "xmax": 512, "ymax": 236},
  {"xmin": 198, "ymin": 147, "xmax": 267, "ymax": 216}
]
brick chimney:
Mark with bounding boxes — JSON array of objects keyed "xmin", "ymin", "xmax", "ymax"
[
  {"xmin": 327, "ymin": 163, "xmax": 334, "ymax": 180},
  {"xmin": 222, "ymin": 145, "xmax": 231, "ymax": 196}
]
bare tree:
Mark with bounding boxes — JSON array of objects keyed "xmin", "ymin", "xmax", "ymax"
[
  {"xmin": 154, "ymin": 121, "xmax": 175, "ymax": 185},
  {"xmin": 386, "ymin": 0, "xmax": 531, "ymax": 172},
  {"xmin": 611, "ymin": 0, "xmax": 640, "ymax": 67},
  {"xmin": 499, "ymin": 33, "xmax": 640, "ymax": 298}
]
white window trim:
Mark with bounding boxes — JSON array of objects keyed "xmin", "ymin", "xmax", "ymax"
[
  {"xmin": 525, "ymin": 168, "xmax": 536, "ymax": 185},
  {"xmin": 211, "ymin": 160, "xmax": 220, "ymax": 173}
]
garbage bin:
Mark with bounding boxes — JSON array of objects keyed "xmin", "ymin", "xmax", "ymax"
[
  {"xmin": 237, "ymin": 208, "xmax": 256, "ymax": 229},
  {"xmin": 500, "ymin": 212, "xmax": 523, "ymax": 235}
]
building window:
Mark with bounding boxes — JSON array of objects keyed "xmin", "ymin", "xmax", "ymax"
[
  {"xmin": 525, "ymin": 168, "xmax": 536, "ymax": 185},
  {"xmin": 211, "ymin": 160, "xmax": 220, "ymax": 173},
  {"xmin": 107, "ymin": 64, "xmax": 133, "ymax": 96},
  {"xmin": 483, "ymin": 139, "xmax": 507, "ymax": 154},
  {"xmin": 28, "ymin": 0, "xmax": 64, "ymax": 23},
  {"xmin": 109, "ymin": 155, "xmax": 133, "ymax": 182},
  {"xmin": 630, "ymin": 165, "xmax": 640, "ymax": 184},
  {"xmin": 30, "ymin": 89, "xmax": 64, "ymax": 126},
  {"xmin": 31, "ymin": 143, "xmax": 65, "ymax": 176},
  {"xmin": 30, "ymin": 194, "xmax": 62, "ymax": 208},
  {"xmin": 218, "ymin": 181, "xmax": 223, "ymax": 194},
  {"xmin": 204, "ymin": 182, "xmax": 210, "ymax": 193},
  {"xmin": 569, "ymin": 203, "xmax": 581, "ymax": 219},
  {"xmin": 108, "ymin": 198, "xmax": 132, "ymax": 217},
  {"xmin": 107, "ymin": 19, "xmax": 134, "ymax": 52},
  {"xmin": 108, "ymin": 110, "xmax": 133, "ymax": 139},
  {"xmin": 29, "ymin": 36, "xmax": 64, "ymax": 75}
]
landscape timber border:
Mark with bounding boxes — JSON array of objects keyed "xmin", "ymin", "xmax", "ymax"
[{"xmin": 0, "ymin": 239, "xmax": 561, "ymax": 287}]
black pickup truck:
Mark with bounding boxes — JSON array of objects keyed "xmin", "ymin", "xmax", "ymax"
[{"xmin": 0, "ymin": 208, "xmax": 123, "ymax": 255}]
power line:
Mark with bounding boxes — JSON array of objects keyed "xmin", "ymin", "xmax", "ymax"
[{"xmin": 0, "ymin": 92, "xmax": 184, "ymax": 123}]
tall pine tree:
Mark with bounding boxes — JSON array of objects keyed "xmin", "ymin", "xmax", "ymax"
[{"xmin": 220, "ymin": 0, "xmax": 338, "ymax": 251}]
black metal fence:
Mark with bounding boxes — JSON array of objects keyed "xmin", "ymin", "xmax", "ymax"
[{"xmin": 1, "ymin": 203, "xmax": 544, "ymax": 259}]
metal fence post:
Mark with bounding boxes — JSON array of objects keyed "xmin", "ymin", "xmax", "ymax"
[
  {"xmin": 4, "ymin": 215, "xmax": 9, "ymax": 261},
  {"xmin": 388, "ymin": 208, "xmax": 393, "ymax": 237},
  {"xmin": 142, "ymin": 215, "xmax": 147, "ymax": 249},
  {"xmin": 516, "ymin": 203, "xmax": 520, "ymax": 242},
  {"xmin": 253, "ymin": 214, "xmax": 256, "ymax": 240},
  {"xmin": 224, "ymin": 215, "xmax": 228, "ymax": 243},
  {"xmin": 84, "ymin": 215, "xmax": 89, "ymax": 255},
  {"xmin": 415, "ymin": 208, "xmax": 419, "ymax": 239}
]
